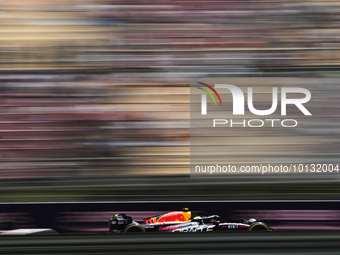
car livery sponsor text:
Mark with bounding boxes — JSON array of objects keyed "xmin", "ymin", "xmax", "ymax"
[{"xmin": 172, "ymin": 225, "xmax": 214, "ymax": 232}]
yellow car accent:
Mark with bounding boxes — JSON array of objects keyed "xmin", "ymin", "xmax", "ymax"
[{"xmin": 182, "ymin": 211, "xmax": 191, "ymax": 221}]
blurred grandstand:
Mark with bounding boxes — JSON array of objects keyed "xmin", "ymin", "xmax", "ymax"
[{"xmin": 1, "ymin": 0, "xmax": 340, "ymax": 202}]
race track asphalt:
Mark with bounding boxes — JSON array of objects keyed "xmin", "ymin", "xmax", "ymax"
[{"xmin": 0, "ymin": 231, "xmax": 339, "ymax": 254}]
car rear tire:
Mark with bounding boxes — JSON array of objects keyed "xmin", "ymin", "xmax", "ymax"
[
  {"xmin": 123, "ymin": 223, "xmax": 146, "ymax": 233},
  {"xmin": 248, "ymin": 222, "xmax": 270, "ymax": 231}
]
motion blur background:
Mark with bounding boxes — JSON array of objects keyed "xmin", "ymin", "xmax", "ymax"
[{"xmin": 1, "ymin": 0, "xmax": 340, "ymax": 202}]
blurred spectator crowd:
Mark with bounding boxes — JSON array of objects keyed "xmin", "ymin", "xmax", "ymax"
[{"xmin": 1, "ymin": 0, "xmax": 340, "ymax": 180}]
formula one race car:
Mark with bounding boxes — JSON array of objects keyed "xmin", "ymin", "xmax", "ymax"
[{"xmin": 108, "ymin": 208, "xmax": 273, "ymax": 233}]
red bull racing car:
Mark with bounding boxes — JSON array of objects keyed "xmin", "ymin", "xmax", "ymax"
[{"xmin": 108, "ymin": 208, "xmax": 273, "ymax": 233}]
